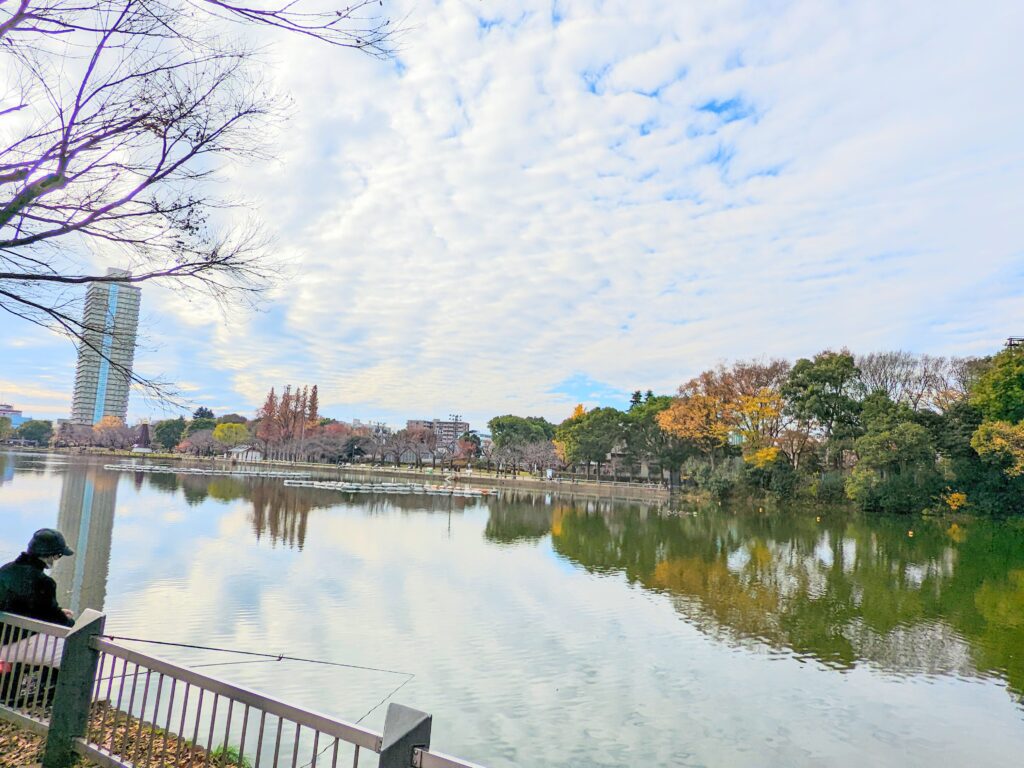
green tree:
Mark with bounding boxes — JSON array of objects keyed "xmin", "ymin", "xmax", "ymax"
[
  {"xmin": 16, "ymin": 420, "xmax": 53, "ymax": 445},
  {"xmin": 487, "ymin": 415, "xmax": 554, "ymax": 448},
  {"xmin": 216, "ymin": 413, "xmax": 247, "ymax": 424},
  {"xmin": 971, "ymin": 421, "xmax": 1024, "ymax": 478},
  {"xmin": 846, "ymin": 394, "xmax": 940, "ymax": 513},
  {"xmin": 556, "ymin": 407, "xmax": 624, "ymax": 478},
  {"xmin": 459, "ymin": 430, "xmax": 482, "ymax": 458},
  {"xmin": 186, "ymin": 417, "xmax": 217, "ymax": 437},
  {"xmin": 0, "ymin": 417, "xmax": 12, "ymax": 440},
  {"xmin": 971, "ymin": 347, "xmax": 1024, "ymax": 423},
  {"xmin": 782, "ymin": 350, "xmax": 862, "ymax": 467},
  {"xmin": 920, "ymin": 399, "xmax": 1022, "ymax": 514},
  {"xmin": 623, "ymin": 395, "xmax": 693, "ymax": 486},
  {"xmin": 213, "ymin": 422, "xmax": 250, "ymax": 448},
  {"xmin": 193, "ymin": 407, "xmax": 216, "ymax": 420},
  {"xmin": 153, "ymin": 417, "xmax": 187, "ymax": 449}
]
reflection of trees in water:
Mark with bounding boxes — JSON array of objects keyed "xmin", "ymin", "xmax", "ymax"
[
  {"xmin": 250, "ymin": 482, "xmax": 314, "ymax": 549},
  {"xmin": 484, "ymin": 495, "xmax": 555, "ymax": 544},
  {"xmin": 141, "ymin": 473, "xmax": 316, "ymax": 548},
  {"xmin": 140, "ymin": 472, "xmax": 486, "ymax": 550},
  {"xmin": 546, "ymin": 502, "xmax": 1024, "ymax": 698}
]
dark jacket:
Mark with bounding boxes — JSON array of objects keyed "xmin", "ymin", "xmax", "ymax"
[{"xmin": 0, "ymin": 553, "xmax": 74, "ymax": 627}]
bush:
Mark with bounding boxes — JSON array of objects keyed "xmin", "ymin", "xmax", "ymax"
[
  {"xmin": 684, "ymin": 456, "xmax": 745, "ymax": 499},
  {"xmin": 845, "ymin": 469, "xmax": 941, "ymax": 514},
  {"xmin": 814, "ymin": 471, "xmax": 847, "ymax": 503},
  {"xmin": 742, "ymin": 455, "xmax": 799, "ymax": 500}
]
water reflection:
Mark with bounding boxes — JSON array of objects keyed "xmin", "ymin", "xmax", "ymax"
[
  {"xmin": 548, "ymin": 501, "xmax": 1024, "ymax": 701},
  {"xmin": 52, "ymin": 465, "xmax": 117, "ymax": 614},
  {"xmin": 0, "ymin": 453, "xmax": 13, "ymax": 486},
  {"xmin": 2, "ymin": 449, "xmax": 1023, "ymax": 765}
]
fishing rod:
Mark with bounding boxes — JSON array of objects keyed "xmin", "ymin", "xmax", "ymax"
[{"xmin": 100, "ymin": 635, "xmax": 413, "ymax": 677}]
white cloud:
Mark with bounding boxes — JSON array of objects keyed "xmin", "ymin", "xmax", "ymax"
[{"xmin": 4, "ymin": 0, "xmax": 1022, "ymax": 426}]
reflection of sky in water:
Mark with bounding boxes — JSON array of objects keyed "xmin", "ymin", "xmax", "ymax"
[{"xmin": 0, "ymin": 451, "xmax": 1022, "ymax": 768}]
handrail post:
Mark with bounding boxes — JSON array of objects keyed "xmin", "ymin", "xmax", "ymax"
[
  {"xmin": 43, "ymin": 609, "xmax": 105, "ymax": 768},
  {"xmin": 379, "ymin": 703, "xmax": 431, "ymax": 768}
]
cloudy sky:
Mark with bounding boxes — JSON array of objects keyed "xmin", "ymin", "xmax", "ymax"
[{"xmin": 2, "ymin": 0, "xmax": 1022, "ymax": 428}]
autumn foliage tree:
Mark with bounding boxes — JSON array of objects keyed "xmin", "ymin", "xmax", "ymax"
[
  {"xmin": 253, "ymin": 384, "xmax": 323, "ymax": 459},
  {"xmin": 657, "ymin": 370, "xmax": 735, "ymax": 469}
]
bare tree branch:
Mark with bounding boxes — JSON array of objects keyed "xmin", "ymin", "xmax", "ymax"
[{"xmin": 1, "ymin": 0, "xmax": 393, "ymax": 405}]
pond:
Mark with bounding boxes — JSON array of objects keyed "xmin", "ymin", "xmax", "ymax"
[{"xmin": 1, "ymin": 451, "xmax": 1022, "ymax": 767}]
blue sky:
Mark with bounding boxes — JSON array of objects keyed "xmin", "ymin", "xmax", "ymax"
[{"xmin": 2, "ymin": 0, "xmax": 1022, "ymax": 429}]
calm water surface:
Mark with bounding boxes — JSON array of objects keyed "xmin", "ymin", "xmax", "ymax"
[{"xmin": 1, "ymin": 452, "xmax": 1023, "ymax": 767}]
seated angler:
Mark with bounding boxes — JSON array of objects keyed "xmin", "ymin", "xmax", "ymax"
[{"xmin": 0, "ymin": 529, "xmax": 76, "ymax": 627}]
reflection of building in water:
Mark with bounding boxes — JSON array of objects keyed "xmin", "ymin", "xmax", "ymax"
[
  {"xmin": 52, "ymin": 468, "xmax": 118, "ymax": 614},
  {"xmin": 0, "ymin": 453, "xmax": 13, "ymax": 486}
]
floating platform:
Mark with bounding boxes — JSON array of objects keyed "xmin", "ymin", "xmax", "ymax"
[
  {"xmin": 103, "ymin": 464, "xmax": 313, "ymax": 479},
  {"xmin": 282, "ymin": 479, "xmax": 495, "ymax": 497}
]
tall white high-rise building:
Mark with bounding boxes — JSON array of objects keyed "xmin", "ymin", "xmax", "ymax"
[{"xmin": 70, "ymin": 268, "xmax": 141, "ymax": 425}]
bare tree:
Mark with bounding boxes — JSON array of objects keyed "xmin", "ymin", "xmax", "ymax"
[
  {"xmin": 1, "ymin": 0, "xmax": 392, "ymax": 397},
  {"xmin": 857, "ymin": 351, "xmax": 985, "ymax": 412},
  {"xmin": 856, "ymin": 351, "xmax": 920, "ymax": 403},
  {"xmin": 180, "ymin": 428, "xmax": 223, "ymax": 455},
  {"xmin": 522, "ymin": 440, "xmax": 557, "ymax": 475},
  {"xmin": 928, "ymin": 355, "xmax": 988, "ymax": 412}
]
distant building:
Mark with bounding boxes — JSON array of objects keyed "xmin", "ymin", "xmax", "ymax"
[
  {"xmin": 70, "ymin": 268, "xmax": 142, "ymax": 425},
  {"xmin": 406, "ymin": 415, "xmax": 470, "ymax": 445},
  {"xmin": 353, "ymin": 419, "xmax": 392, "ymax": 438},
  {"xmin": 0, "ymin": 403, "xmax": 27, "ymax": 428},
  {"xmin": 228, "ymin": 445, "xmax": 263, "ymax": 462}
]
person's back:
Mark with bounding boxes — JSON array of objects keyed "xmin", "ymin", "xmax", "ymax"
[{"xmin": 0, "ymin": 529, "xmax": 75, "ymax": 627}]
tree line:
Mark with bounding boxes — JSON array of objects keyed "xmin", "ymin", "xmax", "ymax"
[
  {"xmin": 19, "ymin": 344, "xmax": 1024, "ymax": 514},
  {"xmin": 489, "ymin": 347, "xmax": 1024, "ymax": 514}
]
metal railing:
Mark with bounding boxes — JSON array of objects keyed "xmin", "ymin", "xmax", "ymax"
[
  {"xmin": 0, "ymin": 612, "xmax": 71, "ymax": 736},
  {"xmin": 81, "ymin": 638, "xmax": 381, "ymax": 768},
  {"xmin": 0, "ymin": 610, "xmax": 487, "ymax": 768}
]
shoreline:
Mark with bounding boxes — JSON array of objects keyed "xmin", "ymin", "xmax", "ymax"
[{"xmin": 7, "ymin": 446, "xmax": 676, "ymax": 504}]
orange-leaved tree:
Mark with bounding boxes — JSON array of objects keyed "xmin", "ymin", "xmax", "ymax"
[{"xmin": 657, "ymin": 371, "xmax": 735, "ymax": 468}]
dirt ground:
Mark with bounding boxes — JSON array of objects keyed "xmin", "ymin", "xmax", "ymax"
[{"xmin": 0, "ymin": 704, "xmax": 231, "ymax": 768}]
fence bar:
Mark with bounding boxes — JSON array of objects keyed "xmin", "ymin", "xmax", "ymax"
[
  {"xmin": 110, "ymin": 658, "xmax": 131, "ymax": 751},
  {"xmin": 222, "ymin": 697, "xmax": 235, "ymax": 761},
  {"xmin": 237, "ymin": 704, "xmax": 251, "ymax": 765},
  {"xmin": 254, "ymin": 710, "xmax": 267, "ymax": 768},
  {"xmin": 272, "ymin": 715, "xmax": 283, "ymax": 767},
  {"xmin": 27, "ymin": 631, "xmax": 48, "ymax": 714},
  {"xmin": 206, "ymin": 692, "xmax": 220, "ymax": 754},
  {"xmin": 129, "ymin": 669, "xmax": 152, "ymax": 765},
  {"xmin": 0, "ymin": 705, "xmax": 49, "ymax": 736},
  {"xmin": 144, "ymin": 673, "xmax": 165, "ymax": 768},
  {"xmin": 190, "ymin": 689, "xmax": 205, "ymax": 765},
  {"xmin": 175, "ymin": 682, "xmax": 191, "ymax": 767},
  {"xmin": 0, "ymin": 613, "xmax": 72, "ymax": 637},
  {"xmin": 0, "ymin": 625, "xmax": 19, "ymax": 704}
]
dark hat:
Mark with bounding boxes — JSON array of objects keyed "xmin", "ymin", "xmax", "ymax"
[{"xmin": 27, "ymin": 528, "xmax": 74, "ymax": 558}]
